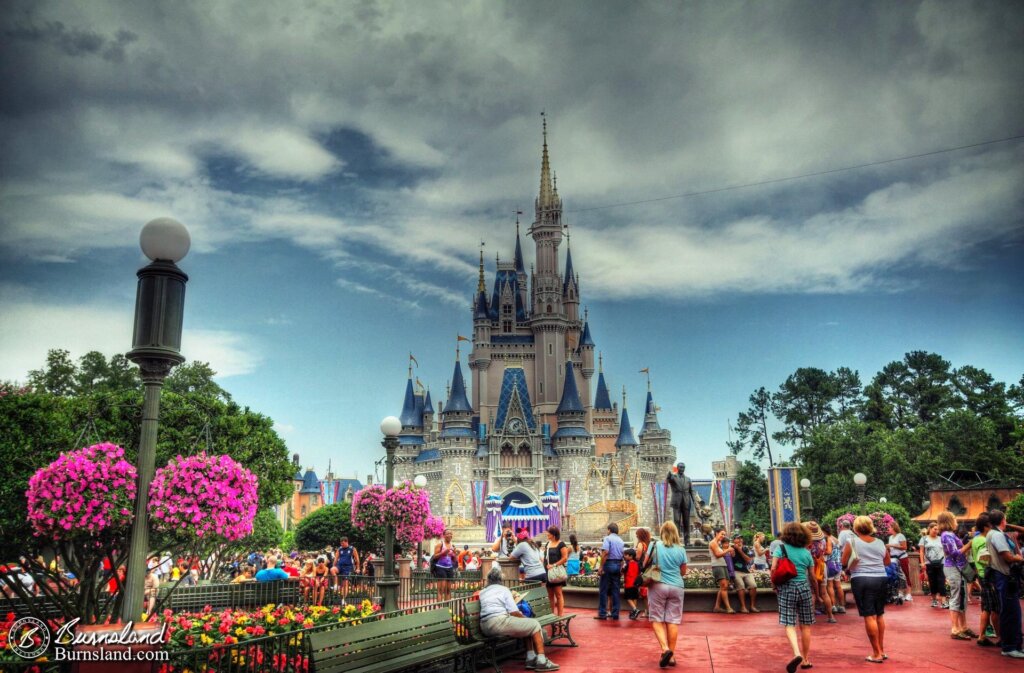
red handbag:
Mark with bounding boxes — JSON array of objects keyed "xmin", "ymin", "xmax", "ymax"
[{"xmin": 771, "ymin": 545, "xmax": 798, "ymax": 586}]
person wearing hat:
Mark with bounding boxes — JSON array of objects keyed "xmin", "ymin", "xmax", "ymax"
[
  {"xmin": 807, "ymin": 522, "xmax": 837, "ymax": 623},
  {"xmin": 478, "ymin": 567, "xmax": 560, "ymax": 670},
  {"xmin": 511, "ymin": 529, "xmax": 547, "ymax": 584}
]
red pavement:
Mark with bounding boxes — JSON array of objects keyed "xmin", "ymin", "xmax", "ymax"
[{"xmin": 518, "ymin": 599, "xmax": 1018, "ymax": 673}]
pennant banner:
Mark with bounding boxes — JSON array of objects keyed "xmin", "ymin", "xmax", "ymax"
[
  {"xmin": 716, "ymin": 479, "xmax": 736, "ymax": 533},
  {"xmin": 555, "ymin": 480, "xmax": 570, "ymax": 515},
  {"xmin": 651, "ymin": 481, "xmax": 667, "ymax": 528},
  {"xmin": 768, "ymin": 467, "xmax": 801, "ymax": 535},
  {"xmin": 471, "ymin": 480, "xmax": 488, "ymax": 520}
]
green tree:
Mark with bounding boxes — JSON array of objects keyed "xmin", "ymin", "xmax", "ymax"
[
  {"xmin": 28, "ymin": 349, "xmax": 77, "ymax": 395},
  {"xmin": 0, "ymin": 353, "xmax": 294, "ymax": 559},
  {"xmin": 771, "ymin": 367, "xmax": 840, "ymax": 446},
  {"xmin": 731, "ymin": 387, "xmax": 777, "ymax": 467},
  {"xmin": 1006, "ymin": 494, "xmax": 1024, "ymax": 526},
  {"xmin": 294, "ymin": 502, "xmax": 382, "ymax": 554},
  {"xmin": 166, "ymin": 361, "xmax": 232, "ymax": 402},
  {"xmin": 735, "ymin": 460, "xmax": 771, "ymax": 533}
]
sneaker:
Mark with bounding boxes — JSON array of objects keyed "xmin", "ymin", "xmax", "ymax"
[
  {"xmin": 629, "ymin": 609, "xmax": 641, "ymax": 620},
  {"xmin": 941, "ymin": 602, "xmax": 950, "ymax": 609},
  {"xmin": 904, "ymin": 594, "xmax": 913, "ymax": 601},
  {"xmin": 593, "ymin": 615, "xmax": 607, "ymax": 620},
  {"xmin": 525, "ymin": 659, "xmax": 537, "ymax": 670},
  {"xmin": 534, "ymin": 659, "xmax": 561, "ymax": 671},
  {"xmin": 931, "ymin": 600, "xmax": 940, "ymax": 608},
  {"xmin": 1001, "ymin": 650, "xmax": 1024, "ymax": 659},
  {"xmin": 985, "ymin": 626, "xmax": 997, "ymax": 638}
]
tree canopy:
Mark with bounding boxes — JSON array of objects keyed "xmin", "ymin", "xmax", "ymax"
[
  {"xmin": 1, "ymin": 349, "xmax": 294, "ymax": 558},
  {"xmin": 729, "ymin": 351, "xmax": 1023, "ymax": 520}
]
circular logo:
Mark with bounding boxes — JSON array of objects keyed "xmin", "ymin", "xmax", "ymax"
[{"xmin": 9, "ymin": 616, "xmax": 50, "ymax": 659}]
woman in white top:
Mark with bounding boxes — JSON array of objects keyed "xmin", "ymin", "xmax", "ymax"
[
  {"xmin": 887, "ymin": 522, "xmax": 911, "ymax": 601},
  {"xmin": 841, "ymin": 515, "xmax": 891, "ymax": 663}
]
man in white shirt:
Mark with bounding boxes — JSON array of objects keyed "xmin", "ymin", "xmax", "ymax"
[
  {"xmin": 986, "ymin": 509, "xmax": 1024, "ymax": 659},
  {"xmin": 478, "ymin": 568, "xmax": 559, "ymax": 671}
]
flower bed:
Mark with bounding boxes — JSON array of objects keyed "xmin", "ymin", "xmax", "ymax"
[{"xmin": 155, "ymin": 600, "xmax": 378, "ymax": 650}]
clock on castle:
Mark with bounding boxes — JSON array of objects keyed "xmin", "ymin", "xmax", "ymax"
[{"xmin": 392, "ymin": 119, "xmax": 678, "ymax": 541}]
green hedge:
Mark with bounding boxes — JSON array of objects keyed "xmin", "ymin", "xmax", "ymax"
[{"xmin": 1007, "ymin": 494, "xmax": 1024, "ymax": 527}]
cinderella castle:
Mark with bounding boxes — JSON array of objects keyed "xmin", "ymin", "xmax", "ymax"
[{"xmin": 393, "ymin": 122, "xmax": 678, "ymax": 539}]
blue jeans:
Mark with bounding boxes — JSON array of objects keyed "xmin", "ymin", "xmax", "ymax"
[
  {"xmin": 991, "ymin": 569, "xmax": 1023, "ymax": 653},
  {"xmin": 599, "ymin": 560, "xmax": 622, "ymax": 617}
]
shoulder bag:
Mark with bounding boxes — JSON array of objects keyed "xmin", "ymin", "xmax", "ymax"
[
  {"xmin": 546, "ymin": 543, "xmax": 568, "ymax": 584},
  {"xmin": 771, "ymin": 544, "xmax": 798, "ymax": 586},
  {"xmin": 641, "ymin": 541, "xmax": 662, "ymax": 586}
]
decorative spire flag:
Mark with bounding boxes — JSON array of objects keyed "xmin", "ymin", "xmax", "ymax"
[{"xmin": 457, "ymin": 335, "xmax": 470, "ymax": 342}]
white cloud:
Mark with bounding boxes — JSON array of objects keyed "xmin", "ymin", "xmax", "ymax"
[
  {"xmin": 0, "ymin": 288, "xmax": 261, "ymax": 382},
  {"xmin": 226, "ymin": 127, "xmax": 341, "ymax": 181}
]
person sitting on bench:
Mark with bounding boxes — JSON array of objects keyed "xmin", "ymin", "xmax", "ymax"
[{"xmin": 478, "ymin": 567, "xmax": 560, "ymax": 671}]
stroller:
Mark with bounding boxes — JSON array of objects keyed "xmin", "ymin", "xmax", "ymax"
[{"xmin": 885, "ymin": 560, "xmax": 906, "ymax": 605}]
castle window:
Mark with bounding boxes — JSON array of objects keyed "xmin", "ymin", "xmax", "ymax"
[
  {"xmin": 503, "ymin": 320, "xmax": 512, "ymax": 333},
  {"xmin": 547, "ymin": 304, "xmax": 552, "ymax": 314},
  {"xmin": 503, "ymin": 304, "xmax": 512, "ymax": 316},
  {"xmin": 548, "ymin": 344, "xmax": 553, "ymax": 355}
]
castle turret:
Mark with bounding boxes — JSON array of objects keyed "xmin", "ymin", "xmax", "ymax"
[
  {"xmin": 615, "ymin": 391, "xmax": 638, "ymax": 450},
  {"xmin": 441, "ymin": 357, "xmax": 474, "ymax": 438},
  {"xmin": 398, "ymin": 369, "xmax": 425, "ymax": 452}
]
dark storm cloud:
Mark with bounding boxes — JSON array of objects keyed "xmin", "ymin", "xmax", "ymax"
[{"xmin": 0, "ymin": 0, "xmax": 1022, "ymax": 299}]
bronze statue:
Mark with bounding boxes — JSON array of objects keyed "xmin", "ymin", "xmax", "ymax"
[{"xmin": 666, "ymin": 462, "xmax": 702, "ymax": 545}]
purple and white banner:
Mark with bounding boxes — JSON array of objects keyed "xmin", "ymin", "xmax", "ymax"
[
  {"xmin": 651, "ymin": 481, "xmax": 668, "ymax": 528},
  {"xmin": 554, "ymin": 480, "xmax": 570, "ymax": 515},
  {"xmin": 471, "ymin": 480, "xmax": 488, "ymax": 520},
  {"xmin": 541, "ymin": 490, "xmax": 561, "ymax": 529},
  {"xmin": 484, "ymin": 494, "xmax": 503, "ymax": 543},
  {"xmin": 716, "ymin": 479, "xmax": 736, "ymax": 533}
]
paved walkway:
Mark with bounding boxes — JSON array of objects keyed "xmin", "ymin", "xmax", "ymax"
[{"xmin": 518, "ymin": 598, "xmax": 1018, "ymax": 672}]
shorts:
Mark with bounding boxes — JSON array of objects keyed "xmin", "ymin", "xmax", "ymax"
[
  {"xmin": 944, "ymin": 565, "xmax": 965, "ymax": 613},
  {"xmin": 624, "ymin": 586, "xmax": 640, "ymax": 600},
  {"xmin": 711, "ymin": 566, "xmax": 730, "ymax": 583},
  {"xmin": 335, "ymin": 566, "xmax": 353, "ymax": 578},
  {"xmin": 648, "ymin": 582, "xmax": 685, "ymax": 624},
  {"xmin": 777, "ymin": 581, "xmax": 815, "ymax": 626},
  {"xmin": 851, "ymin": 575, "xmax": 887, "ymax": 617},
  {"xmin": 734, "ymin": 571, "xmax": 756, "ymax": 590},
  {"xmin": 432, "ymin": 566, "xmax": 456, "ymax": 580},
  {"xmin": 481, "ymin": 614, "xmax": 541, "ymax": 638},
  {"xmin": 979, "ymin": 576, "xmax": 997, "ymax": 613}
]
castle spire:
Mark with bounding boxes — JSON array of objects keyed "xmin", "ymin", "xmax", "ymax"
[
  {"xmin": 477, "ymin": 246, "xmax": 486, "ymax": 293},
  {"xmin": 556, "ymin": 359, "xmax": 585, "ymax": 414},
  {"xmin": 442, "ymin": 357, "xmax": 472, "ymax": 413},
  {"xmin": 615, "ymin": 387, "xmax": 638, "ymax": 448},
  {"xmin": 514, "ymin": 211, "xmax": 525, "ymax": 273},
  {"xmin": 594, "ymin": 353, "xmax": 612, "ymax": 410},
  {"xmin": 539, "ymin": 112, "xmax": 554, "ymax": 210}
]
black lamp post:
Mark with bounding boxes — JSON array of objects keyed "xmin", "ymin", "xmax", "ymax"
[
  {"xmin": 800, "ymin": 478, "xmax": 814, "ymax": 521},
  {"xmin": 854, "ymin": 472, "xmax": 867, "ymax": 511},
  {"xmin": 121, "ymin": 218, "xmax": 190, "ymax": 622},
  {"xmin": 378, "ymin": 416, "xmax": 402, "ymax": 612}
]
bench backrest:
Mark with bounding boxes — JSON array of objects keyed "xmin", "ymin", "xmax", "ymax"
[
  {"xmin": 465, "ymin": 600, "xmax": 487, "ymax": 642},
  {"xmin": 310, "ymin": 608, "xmax": 456, "ymax": 673},
  {"xmin": 522, "ymin": 587, "xmax": 554, "ymax": 619}
]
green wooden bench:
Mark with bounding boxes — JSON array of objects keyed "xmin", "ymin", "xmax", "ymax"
[
  {"xmin": 159, "ymin": 579, "xmax": 303, "ymax": 611},
  {"xmin": 310, "ymin": 607, "xmax": 480, "ymax": 673},
  {"xmin": 521, "ymin": 587, "xmax": 577, "ymax": 647},
  {"xmin": 465, "ymin": 588, "xmax": 577, "ymax": 673}
]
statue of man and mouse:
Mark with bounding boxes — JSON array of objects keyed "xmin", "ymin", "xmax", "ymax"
[{"xmin": 666, "ymin": 462, "xmax": 703, "ymax": 545}]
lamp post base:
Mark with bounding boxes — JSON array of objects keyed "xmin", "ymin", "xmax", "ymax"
[{"xmin": 377, "ymin": 577, "xmax": 400, "ymax": 613}]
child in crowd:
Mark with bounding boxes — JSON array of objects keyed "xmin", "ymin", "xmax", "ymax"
[{"xmin": 622, "ymin": 548, "xmax": 642, "ymax": 619}]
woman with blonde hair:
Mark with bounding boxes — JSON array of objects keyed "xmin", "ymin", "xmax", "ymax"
[
  {"xmin": 646, "ymin": 521, "xmax": 689, "ymax": 668},
  {"xmin": 937, "ymin": 511, "xmax": 974, "ymax": 640},
  {"xmin": 841, "ymin": 515, "xmax": 890, "ymax": 663}
]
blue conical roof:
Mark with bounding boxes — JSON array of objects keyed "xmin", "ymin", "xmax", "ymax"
[
  {"xmin": 424, "ymin": 390, "xmax": 434, "ymax": 414},
  {"xmin": 580, "ymin": 321, "xmax": 595, "ymax": 348},
  {"xmin": 594, "ymin": 372, "xmax": 612, "ymax": 410},
  {"xmin": 641, "ymin": 390, "xmax": 661, "ymax": 433},
  {"xmin": 563, "ymin": 246, "xmax": 576, "ymax": 293},
  {"xmin": 514, "ymin": 228, "xmax": 525, "ymax": 273},
  {"xmin": 300, "ymin": 468, "xmax": 321, "ymax": 494},
  {"xmin": 474, "ymin": 290, "xmax": 489, "ymax": 320},
  {"xmin": 399, "ymin": 378, "xmax": 420, "ymax": 426},
  {"xmin": 443, "ymin": 360, "xmax": 473, "ymax": 413},
  {"xmin": 615, "ymin": 406, "xmax": 638, "ymax": 447},
  {"xmin": 556, "ymin": 360, "xmax": 585, "ymax": 414}
]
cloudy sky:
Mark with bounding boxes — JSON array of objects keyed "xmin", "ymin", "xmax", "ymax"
[{"xmin": 2, "ymin": 1, "xmax": 1022, "ymax": 483}]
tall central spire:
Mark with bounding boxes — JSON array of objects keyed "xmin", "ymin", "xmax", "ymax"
[{"xmin": 539, "ymin": 113, "xmax": 555, "ymax": 210}]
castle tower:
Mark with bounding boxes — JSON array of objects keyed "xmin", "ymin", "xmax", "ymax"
[
  {"xmin": 397, "ymin": 368, "xmax": 425, "ymax": 462},
  {"xmin": 553, "ymin": 359, "xmax": 593, "ymax": 515},
  {"xmin": 530, "ymin": 116, "xmax": 568, "ymax": 418},
  {"xmin": 471, "ymin": 248, "xmax": 493, "ymax": 427},
  {"xmin": 592, "ymin": 353, "xmax": 619, "ymax": 456}
]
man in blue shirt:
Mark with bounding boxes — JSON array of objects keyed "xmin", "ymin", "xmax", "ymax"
[
  {"xmin": 597, "ymin": 522, "xmax": 625, "ymax": 620},
  {"xmin": 255, "ymin": 556, "xmax": 289, "ymax": 582}
]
